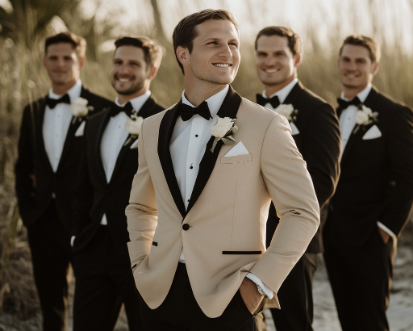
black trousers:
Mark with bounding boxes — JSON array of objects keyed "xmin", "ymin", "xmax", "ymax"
[
  {"xmin": 72, "ymin": 226, "xmax": 143, "ymax": 331},
  {"xmin": 139, "ymin": 263, "xmax": 263, "ymax": 331},
  {"xmin": 323, "ymin": 223, "xmax": 392, "ymax": 331},
  {"xmin": 27, "ymin": 200, "xmax": 73, "ymax": 331},
  {"xmin": 269, "ymin": 252, "xmax": 317, "ymax": 331}
]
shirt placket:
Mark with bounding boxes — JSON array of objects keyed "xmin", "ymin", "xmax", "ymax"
[
  {"xmin": 53, "ymin": 107, "xmax": 63, "ymax": 170},
  {"xmin": 107, "ymin": 117, "xmax": 123, "ymax": 182},
  {"xmin": 185, "ymin": 117, "xmax": 204, "ymax": 208}
]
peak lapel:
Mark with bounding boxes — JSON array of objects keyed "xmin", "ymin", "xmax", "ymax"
[
  {"xmin": 341, "ymin": 87, "xmax": 379, "ymax": 164},
  {"xmin": 34, "ymin": 96, "xmax": 54, "ymax": 173},
  {"xmin": 186, "ymin": 86, "xmax": 242, "ymax": 215},
  {"xmin": 94, "ymin": 107, "xmax": 112, "ymax": 184},
  {"xmin": 158, "ymin": 103, "xmax": 186, "ymax": 218},
  {"xmin": 282, "ymin": 81, "xmax": 304, "ymax": 106}
]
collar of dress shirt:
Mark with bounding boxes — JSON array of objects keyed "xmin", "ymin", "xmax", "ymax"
[
  {"xmin": 48, "ymin": 79, "xmax": 82, "ymax": 101},
  {"xmin": 114, "ymin": 91, "xmax": 151, "ymax": 115},
  {"xmin": 181, "ymin": 85, "xmax": 229, "ymax": 118},
  {"xmin": 340, "ymin": 84, "xmax": 372, "ymax": 103},
  {"xmin": 263, "ymin": 78, "xmax": 298, "ymax": 104}
]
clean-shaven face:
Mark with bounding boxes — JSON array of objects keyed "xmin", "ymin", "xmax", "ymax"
[
  {"xmin": 43, "ymin": 43, "xmax": 82, "ymax": 86},
  {"xmin": 255, "ymin": 35, "xmax": 299, "ymax": 87},
  {"xmin": 111, "ymin": 46, "xmax": 150, "ymax": 95},
  {"xmin": 185, "ymin": 19, "xmax": 240, "ymax": 86},
  {"xmin": 338, "ymin": 44, "xmax": 377, "ymax": 90}
]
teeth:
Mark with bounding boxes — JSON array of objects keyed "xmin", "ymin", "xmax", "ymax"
[
  {"xmin": 215, "ymin": 64, "xmax": 229, "ymax": 67},
  {"xmin": 118, "ymin": 78, "xmax": 131, "ymax": 82},
  {"xmin": 264, "ymin": 69, "xmax": 278, "ymax": 73}
]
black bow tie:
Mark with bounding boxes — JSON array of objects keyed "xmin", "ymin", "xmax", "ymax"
[
  {"xmin": 256, "ymin": 94, "xmax": 281, "ymax": 109},
  {"xmin": 178, "ymin": 101, "xmax": 212, "ymax": 121},
  {"xmin": 45, "ymin": 94, "xmax": 71, "ymax": 109},
  {"xmin": 109, "ymin": 102, "xmax": 134, "ymax": 117},
  {"xmin": 337, "ymin": 97, "xmax": 362, "ymax": 113}
]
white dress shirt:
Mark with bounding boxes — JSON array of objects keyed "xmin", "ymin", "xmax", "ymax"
[
  {"xmin": 339, "ymin": 84, "xmax": 396, "ymax": 240},
  {"xmin": 170, "ymin": 85, "xmax": 274, "ymax": 298},
  {"xmin": 262, "ymin": 78, "xmax": 298, "ymax": 110},
  {"xmin": 99, "ymin": 91, "xmax": 151, "ymax": 225},
  {"xmin": 43, "ymin": 80, "xmax": 82, "ymax": 172}
]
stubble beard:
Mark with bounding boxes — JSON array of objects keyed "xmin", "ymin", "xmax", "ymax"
[{"xmin": 112, "ymin": 79, "xmax": 144, "ymax": 96}]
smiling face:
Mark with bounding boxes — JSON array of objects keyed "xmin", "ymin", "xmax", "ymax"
[
  {"xmin": 338, "ymin": 44, "xmax": 378, "ymax": 95},
  {"xmin": 43, "ymin": 42, "xmax": 84, "ymax": 92},
  {"xmin": 111, "ymin": 45, "xmax": 156, "ymax": 102},
  {"xmin": 177, "ymin": 19, "xmax": 240, "ymax": 90},
  {"xmin": 255, "ymin": 35, "xmax": 300, "ymax": 94}
]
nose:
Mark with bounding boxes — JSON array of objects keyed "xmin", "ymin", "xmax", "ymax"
[
  {"xmin": 218, "ymin": 44, "xmax": 233, "ymax": 59},
  {"xmin": 265, "ymin": 56, "xmax": 276, "ymax": 67}
]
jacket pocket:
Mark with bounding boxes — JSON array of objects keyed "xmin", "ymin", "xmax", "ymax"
[
  {"xmin": 222, "ymin": 251, "xmax": 261, "ymax": 255},
  {"xmin": 220, "ymin": 154, "xmax": 252, "ymax": 164}
]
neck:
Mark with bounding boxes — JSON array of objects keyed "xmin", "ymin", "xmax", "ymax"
[
  {"xmin": 184, "ymin": 80, "xmax": 227, "ymax": 107},
  {"xmin": 264, "ymin": 75, "xmax": 296, "ymax": 97},
  {"xmin": 342, "ymin": 84, "xmax": 369, "ymax": 100},
  {"xmin": 118, "ymin": 87, "xmax": 149, "ymax": 105},
  {"xmin": 51, "ymin": 80, "xmax": 77, "ymax": 96}
]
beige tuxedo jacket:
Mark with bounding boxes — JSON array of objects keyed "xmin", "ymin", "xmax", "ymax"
[{"xmin": 126, "ymin": 88, "xmax": 319, "ymax": 318}]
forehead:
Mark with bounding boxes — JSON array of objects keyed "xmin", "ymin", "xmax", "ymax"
[
  {"xmin": 114, "ymin": 46, "xmax": 145, "ymax": 61},
  {"xmin": 46, "ymin": 42, "xmax": 77, "ymax": 56},
  {"xmin": 340, "ymin": 44, "xmax": 371, "ymax": 59},
  {"xmin": 256, "ymin": 35, "xmax": 290, "ymax": 52},
  {"xmin": 194, "ymin": 19, "xmax": 239, "ymax": 42}
]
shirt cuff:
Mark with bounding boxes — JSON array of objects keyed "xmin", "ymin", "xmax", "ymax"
[
  {"xmin": 246, "ymin": 273, "xmax": 274, "ymax": 299},
  {"xmin": 71, "ymin": 236, "xmax": 75, "ymax": 247},
  {"xmin": 377, "ymin": 221, "xmax": 396, "ymax": 241}
]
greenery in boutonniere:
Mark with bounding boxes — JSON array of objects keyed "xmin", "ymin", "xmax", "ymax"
[
  {"xmin": 354, "ymin": 104, "xmax": 378, "ymax": 133},
  {"xmin": 124, "ymin": 111, "xmax": 144, "ymax": 145},
  {"xmin": 274, "ymin": 104, "xmax": 299, "ymax": 123}
]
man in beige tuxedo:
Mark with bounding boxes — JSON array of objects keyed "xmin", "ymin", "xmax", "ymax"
[{"xmin": 126, "ymin": 9, "xmax": 319, "ymax": 330}]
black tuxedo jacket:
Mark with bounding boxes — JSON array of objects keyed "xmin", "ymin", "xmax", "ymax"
[
  {"xmin": 71, "ymin": 97, "xmax": 164, "ymax": 259},
  {"xmin": 266, "ymin": 82, "xmax": 341, "ymax": 253},
  {"xmin": 15, "ymin": 87, "xmax": 112, "ymax": 232},
  {"xmin": 328, "ymin": 87, "xmax": 413, "ymax": 245}
]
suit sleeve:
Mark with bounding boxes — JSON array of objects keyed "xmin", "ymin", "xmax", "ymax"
[
  {"xmin": 125, "ymin": 120, "xmax": 158, "ymax": 268},
  {"xmin": 250, "ymin": 114, "xmax": 320, "ymax": 294},
  {"xmin": 15, "ymin": 105, "xmax": 36, "ymax": 225},
  {"xmin": 379, "ymin": 105, "xmax": 413, "ymax": 236},
  {"xmin": 303, "ymin": 103, "xmax": 341, "ymax": 209},
  {"xmin": 71, "ymin": 124, "xmax": 94, "ymax": 237}
]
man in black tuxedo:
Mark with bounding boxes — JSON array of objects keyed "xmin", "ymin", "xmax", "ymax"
[
  {"xmin": 254, "ymin": 26, "xmax": 341, "ymax": 331},
  {"xmin": 324, "ymin": 35, "xmax": 413, "ymax": 331},
  {"xmin": 71, "ymin": 36, "xmax": 164, "ymax": 331},
  {"xmin": 14, "ymin": 32, "xmax": 111, "ymax": 331}
]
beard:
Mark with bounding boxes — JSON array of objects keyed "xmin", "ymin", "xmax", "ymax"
[{"xmin": 111, "ymin": 76, "xmax": 145, "ymax": 96}]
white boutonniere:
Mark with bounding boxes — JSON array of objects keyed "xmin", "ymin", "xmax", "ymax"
[
  {"xmin": 354, "ymin": 104, "xmax": 378, "ymax": 133},
  {"xmin": 70, "ymin": 97, "xmax": 94, "ymax": 124},
  {"xmin": 124, "ymin": 111, "xmax": 144, "ymax": 146},
  {"xmin": 274, "ymin": 104, "xmax": 299, "ymax": 123},
  {"xmin": 210, "ymin": 116, "xmax": 238, "ymax": 153}
]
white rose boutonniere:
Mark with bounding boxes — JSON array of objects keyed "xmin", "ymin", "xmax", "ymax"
[
  {"xmin": 354, "ymin": 104, "xmax": 378, "ymax": 133},
  {"xmin": 274, "ymin": 104, "xmax": 299, "ymax": 122},
  {"xmin": 210, "ymin": 116, "xmax": 238, "ymax": 153},
  {"xmin": 70, "ymin": 97, "xmax": 94, "ymax": 123},
  {"xmin": 124, "ymin": 112, "xmax": 144, "ymax": 146}
]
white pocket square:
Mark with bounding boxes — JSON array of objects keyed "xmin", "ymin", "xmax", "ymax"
[
  {"xmin": 362, "ymin": 125, "xmax": 381, "ymax": 140},
  {"xmin": 75, "ymin": 121, "xmax": 85, "ymax": 137},
  {"xmin": 290, "ymin": 122, "xmax": 300, "ymax": 135},
  {"xmin": 130, "ymin": 138, "xmax": 139, "ymax": 149},
  {"xmin": 224, "ymin": 141, "xmax": 249, "ymax": 157}
]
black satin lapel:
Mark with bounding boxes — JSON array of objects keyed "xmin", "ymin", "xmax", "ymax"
[
  {"xmin": 157, "ymin": 104, "xmax": 186, "ymax": 218},
  {"xmin": 186, "ymin": 86, "xmax": 242, "ymax": 214},
  {"xmin": 282, "ymin": 81, "xmax": 304, "ymax": 105},
  {"xmin": 362, "ymin": 87, "xmax": 379, "ymax": 109},
  {"xmin": 95, "ymin": 108, "xmax": 112, "ymax": 183},
  {"xmin": 57, "ymin": 117, "xmax": 79, "ymax": 171},
  {"xmin": 35, "ymin": 97, "xmax": 54, "ymax": 173},
  {"xmin": 137, "ymin": 97, "xmax": 157, "ymax": 118}
]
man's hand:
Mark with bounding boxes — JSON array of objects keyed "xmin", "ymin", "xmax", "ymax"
[
  {"xmin": 239, "ymin": 277, "xmax": 265, "ymax": 314},
  {"xmin": 378, "ymin": 227, "xmax": 390, "ymax": 244}
]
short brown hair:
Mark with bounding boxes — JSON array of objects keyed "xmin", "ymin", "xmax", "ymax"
[
  {"xmin": 45, "ymin": 32, "xmax": 86, "ymax": 57},
  {"xmin": 255, "ymin": 26, "xmax": 301, "ymax": 56},
  {"xmin": 114, "ymin": 36, "xmax": 163, "ymax": 68},
  {"xmin": 339, "ymin": 35, "xmax": 380, "ymax": 63},
  {"xmin": 172, "ymin": 9, "xmax": 239, "ymax": 74}
]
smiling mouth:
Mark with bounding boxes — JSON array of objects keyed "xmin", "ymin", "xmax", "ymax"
[
  {"xmin": 213, "ymin": 63, "xmax": 231, "ymax": 68},
  {"xmin": 263, "ymin": 68, "xmax": 279, "ymax": 73},
  {"xmin": 344, "ymin": 73, "xmax": 359, "ymax": 79},
  {"xmin": 116, "ymin": 77, "xmax": 133, "ymax": 82}
]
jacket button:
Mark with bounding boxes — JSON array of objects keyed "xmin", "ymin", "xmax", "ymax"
[{"xmin": 182, "ymin": 224, "xmax": 190, "ymax": 231}]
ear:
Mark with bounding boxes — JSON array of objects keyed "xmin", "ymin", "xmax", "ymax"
[
  {"xmin": 294, "ymin": 53, "xmax": 301, "ymax": 68},
  {"xmin": 372, "ymin": 61, "xmax": 379, "ymax": 75},
  {"xmin": 147, "ymin": 66, "xmax": 158, "ymax": 80},
  {"xmin": 78, "ymin": 56, "xmax": 86, "ymax": 70},
  {"xmin": 176, "ymin": 45, "xmax": 189, "ymax": 67}
]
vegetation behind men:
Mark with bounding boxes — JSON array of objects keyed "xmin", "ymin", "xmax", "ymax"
[{"xmin": 14, "ymin": 32, "xmax": 111, "ymax": 331}]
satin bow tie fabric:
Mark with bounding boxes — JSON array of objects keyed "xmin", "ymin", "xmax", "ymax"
[
  {"xmin": 45, "ymin": 94, "xmax": 71, "ymax": 109},
  {"xmin": 256, "ymin": 94, "xmax": 281, "ymax": 109},
  {"xmin": 178, "ymin": 101, "xmax": 212, "ymax": 121},
  {"xmin": 336, "ymin": 96, "xmax": 362, "ymax": 112},
  {"xmin": 109, "ymin": 102, "xmax": 134, "ymax": 118}
]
